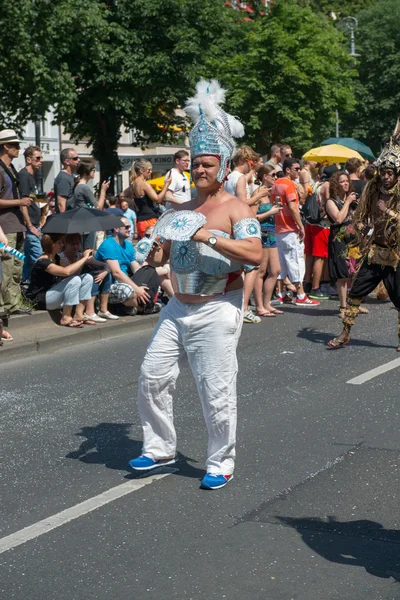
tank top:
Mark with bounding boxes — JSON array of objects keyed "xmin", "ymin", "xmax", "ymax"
[
  {"xmin": 134, "ymin": 194, "xmax": 159, "ymax": 222},
  {"xmin": 224, "ymin": 171, "xmax": 250, "ymax": 199}
]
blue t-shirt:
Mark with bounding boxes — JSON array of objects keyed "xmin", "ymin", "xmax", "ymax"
[
  {"xmin": 106, "ymin": 207, "xmax": 124, "ymax": 217},
  {"xmin": 95, "ymin": 237, "xmax": 135, "ymax": 281},
  {"xmin": 122, "ymin": 208, "xmax": 137, "ymax": 230}
]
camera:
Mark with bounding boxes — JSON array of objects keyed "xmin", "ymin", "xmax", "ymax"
[{"xmin": 350, "ymin": 193, "xmax": 359, "ymax": 211}]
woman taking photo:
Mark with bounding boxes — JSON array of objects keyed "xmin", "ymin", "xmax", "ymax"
[
  {"xmin": 253, "ymin": 165, "xmax": 283, "ymax": 317},
  {"xmin": 130, "ymin": 159, "xmax": 171, "ymax": 238},
  {"xmin": 26, "ymin": 233, "xmax": 94, "ymax": 327},
  {"xmin": 326, "ymin": 171, "xmax": 367, "ymax": 318},
  {"xmin": 70, "ymin": 159, "xmax": 110, "ymax": 249}
]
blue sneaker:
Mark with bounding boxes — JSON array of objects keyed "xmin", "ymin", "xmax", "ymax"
[
  {"xmin": 200, "ymin": 473, "xmax": 234, "ymax": 490},
  {"xmin": 129, "ymin": 455, "xmax": 177, "ymax": 471}
]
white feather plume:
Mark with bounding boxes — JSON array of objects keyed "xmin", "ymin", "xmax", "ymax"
[
  {"xmin": 227, "ymin": 114, "xmax": 245, "ymax": 139},
  {"xmin": 184, "ymin": 78, "xmax": 244, "ymax": 139}
]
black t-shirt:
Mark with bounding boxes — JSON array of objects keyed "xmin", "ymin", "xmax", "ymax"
[
  {"xmin": 26, "ymin": 255, "xmax": 60, "ymax": 309},
  {"xmin": 18, "ymin": 167, "xmax": 41, "ymax": 227},
  {"xmin": 54, "ymin": 171, "xmax": 75, "ymax": 213},
  {"xmin": 351, "ymin": 179, "xmax": 366, "ymax": 198}
]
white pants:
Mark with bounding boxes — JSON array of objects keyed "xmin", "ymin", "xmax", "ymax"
[
  {"xmin": 276, "ymin": 231, "xmax": 305, "ymax": 283},
  {"xmin": 45, "ymin": 274, "xmax": 93, "ymax": 310},
  {"xmin": 137, "ymin": 289, "xmax": 243, "ymax": 475}
]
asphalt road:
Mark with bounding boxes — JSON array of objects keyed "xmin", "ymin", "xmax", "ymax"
[{"xmin": 1, "ymin": 298, "xmax": 400, "ymax": 600}]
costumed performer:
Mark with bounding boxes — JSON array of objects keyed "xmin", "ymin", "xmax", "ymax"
[
  {"xmin": 328, "ymin": 120, "xmax": 400, "ymax": 351},
  {"xmin": 129, "ymin": 79, "xmax": 262, "ymax": 490}
]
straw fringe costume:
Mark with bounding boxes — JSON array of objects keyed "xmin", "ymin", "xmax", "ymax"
[
  {"xmin": 338, "ymin": 123, "xmax": 400, "ymax": 350},
  {"xmin": 132, "ymin": 80, "xmax": 261, "ymax": 480}
]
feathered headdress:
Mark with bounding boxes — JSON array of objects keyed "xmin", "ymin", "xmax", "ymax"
[
  {"xmin": 375, "ymin": 119, "xmax": 400, "ymax": 171},
  {"xmin": 184, "ymin": 79, "xmax": 244, "ymax": 182}
]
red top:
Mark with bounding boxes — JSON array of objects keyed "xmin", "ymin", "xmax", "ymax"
[{"xmin": 270, "ymin": 178, "xmax": 299, "ymax": 234}]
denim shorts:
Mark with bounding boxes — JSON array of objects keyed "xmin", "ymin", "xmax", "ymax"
[{"xmin": 261, "ymin": 232, "xmax": 277, "ymax": 249}]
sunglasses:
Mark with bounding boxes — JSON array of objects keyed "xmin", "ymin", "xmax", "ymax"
[
  {"xmin": 292, "ymin": 167, "xmax": 301, "ymax": 171},
  {"xmin": 269, "ymin": 172, "xmax": 278, "ymax": 178},
  {"xmin": 33, "ymin": 157, "xmax": 43, "ymax": 161},
  {"xmin": 285, "ymin": 153, "xmax": 293, "ymax": 157},
  {"xmin": 69, "ymin": 156, "xmax": 79, "ymax": 161},
  {"xmin": 8, "ymin": 143, "xmax": 20, "ymax": 149}
]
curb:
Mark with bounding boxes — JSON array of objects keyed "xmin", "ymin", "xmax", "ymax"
[{"xmin": 0, "ymin": 314, "xmax": 160, "ymax": 365}]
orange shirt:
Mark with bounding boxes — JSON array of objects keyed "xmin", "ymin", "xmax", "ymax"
[{"xmin": 271, "ymin": 178, "xmax": 299, "ymax": 234}]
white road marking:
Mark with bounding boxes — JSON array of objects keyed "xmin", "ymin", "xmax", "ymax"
[
  {"xmin": 347, "ymin": 357, "xmax": 400, "ymax": 385},
  {"xmin": 0, "ymin": 473, "xmax": 171, "ymax": 555}
]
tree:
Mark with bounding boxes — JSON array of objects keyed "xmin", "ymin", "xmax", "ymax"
[
  {"xmin": 0, "ymin": 0, "xmax": 239, "ymax": 178},
  {"xmin": 341, "ymin": 0, "xmax": 400, "ymax": 152},
  {"xmin": 300, "ymin": 0, "xmax": 374, "ymax": 19},
  {"xmin": 208, "ymin": 0, "xmax": 356, "ymax": 154}
]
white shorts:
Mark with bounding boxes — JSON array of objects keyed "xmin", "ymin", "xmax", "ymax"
[{"xmin": 276, "ymin": 231, "xmax": 305, "ymax": 283}]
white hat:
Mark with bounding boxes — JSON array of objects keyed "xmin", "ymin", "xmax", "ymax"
[{"xmin": 0, "ymin": 129, "xmax": 22, "ymax": 144}]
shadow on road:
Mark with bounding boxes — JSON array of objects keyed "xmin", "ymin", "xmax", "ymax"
[
  {"xmin": 297, "ymin": 326, "xmax": 396, "ymax": 349},
  {"xmin": 66, "ymin": 422, "xmax": 204, "ymax": 480},
  {"xmin": 277, "ymin": 515, "xmax": 400, "ymax": 581}
]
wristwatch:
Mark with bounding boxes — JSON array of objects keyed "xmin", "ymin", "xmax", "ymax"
[{"xmin": 207, "ymin": 236, "xmax": 217, "ymax": 248}]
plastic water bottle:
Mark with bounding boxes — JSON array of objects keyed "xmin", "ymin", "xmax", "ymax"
[{"xmin": 0, "ymin": 243, "xmax": 25, "ymax": 261}]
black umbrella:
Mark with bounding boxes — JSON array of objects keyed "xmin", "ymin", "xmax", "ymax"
[{"xmin": 41, "ymin": 207, "xmax": 124, "ymax": 234}]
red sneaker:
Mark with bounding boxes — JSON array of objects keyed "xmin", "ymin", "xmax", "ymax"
[
  {"xmin": 295, "ymin": 295, "xmax": 320, "ymax": 307},
  {"xmin": 275, "ymin": 294, "xmax": 293, "ymax": 304}
]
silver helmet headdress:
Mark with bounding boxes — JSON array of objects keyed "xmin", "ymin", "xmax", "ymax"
[
  {"xmin": 184, "ymin": 79, "xmax": 244, "ymax": 183},
  {"xmin": 375, "ymin": 119, "xmax": 400, "ymax": 171}
]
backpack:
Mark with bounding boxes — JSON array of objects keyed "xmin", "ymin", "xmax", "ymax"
[{"xmin": 303, "ymin": 184, "xmax": 322, "ymax": 225}]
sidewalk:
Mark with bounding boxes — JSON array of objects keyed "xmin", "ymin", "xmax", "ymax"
[{"xmin": 0, "ymin": 310, "xmax": 160, "ymax": 364}]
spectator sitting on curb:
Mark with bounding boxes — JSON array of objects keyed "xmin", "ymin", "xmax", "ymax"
[
  {"xmin": 95, "ymin": 217, "xmax": 151, "ymax": 315},
  {"xmin": 59, "ymin": 233, "xmax": 119, "ymax": 322},
  {"xmin": 26, "ymin": 233, "xmax": 95, "ymax": 327},
  {"xmin": 0, "ymin": 224, "xmax": 12, "ymax": 343}
]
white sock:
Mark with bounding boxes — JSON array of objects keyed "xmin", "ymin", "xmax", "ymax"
[{"xmin": 297, "ymin": 293, "xmax": 306, "ymax": 300}]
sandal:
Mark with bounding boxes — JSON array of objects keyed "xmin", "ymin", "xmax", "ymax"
[
  {"xmin": 61, "ymin": 317, "xmax": 84, "ymax": 328},
  {"xmin": 268, "ymin": 308, "xmax": 284, "ymax": 315},
  {"xmin": 81, "ymin": 318, "xmax": 97, "ymax": 326},
  {"xmin": 327, "ymin": 337, "xmax": 349, "ymax": 349},
  {"xmin": 256, "ymin": 309, "xmax": 276, "ymax": 318},
  {"xmin": 358, "ymin": 306, "xmax": 369, "ymax": 314},
  {"xmin": 338, "ymin": 306, "xmax": 346, "ymax": 319},
  {"xmin": 1, "ymin": 330, "xmax": 14, "ymax": 342}
]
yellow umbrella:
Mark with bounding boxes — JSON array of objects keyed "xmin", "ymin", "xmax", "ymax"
[
  {"xmin": 147, "ymin": 171, "xmax": 192, "ymax": 192},
  {"xmin": 302, "ymin": 144, "xmax": 364, "ymax": 164}
]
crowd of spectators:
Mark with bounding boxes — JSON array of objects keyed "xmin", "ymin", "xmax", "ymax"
[{"xmin": 0, "ymin": 129, "xmax": 377, "ymax": 345}]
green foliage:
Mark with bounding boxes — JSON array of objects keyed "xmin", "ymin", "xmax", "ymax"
[
  {"xmin": 341, "ymin": 0, "xmax": 400, "ymax": 152},
  {"xmin": 300, "ymin": 0, "xmax": 374, "ymax": 19},
  {"xmin": 209, "ymin": 0, "xmax": 356, "ymax": 154},
  {"xmin": 0, "ymin": 0, "xmax": 236, "ymax": 176}
]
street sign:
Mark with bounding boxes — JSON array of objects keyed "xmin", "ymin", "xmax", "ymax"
[{"xmin": 119, "ymin": 154, "xmax": 176, "ymax": 172}]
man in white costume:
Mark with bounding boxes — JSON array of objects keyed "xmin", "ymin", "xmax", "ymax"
[{"xmin": 129, "ymin": 79, "xmax": 262, "ymax": 490}]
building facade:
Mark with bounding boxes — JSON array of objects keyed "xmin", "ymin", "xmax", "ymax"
[{"xmin": 15, "ymin": 112, "xmax": 189, "ymax": 194}]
